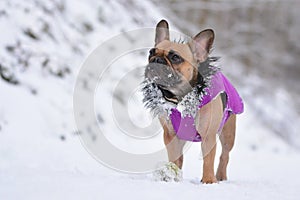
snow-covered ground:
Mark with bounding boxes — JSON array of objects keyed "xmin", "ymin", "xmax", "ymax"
[
  {"xmin": 0, "ymin": 0, "xmax": 299, "ymax": 199},
  {"xmin": 1, "ymin": 79, "xmax": 299, "ymax": 199}
]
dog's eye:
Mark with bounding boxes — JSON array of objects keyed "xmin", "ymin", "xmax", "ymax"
[
  {"xmin": 171, "ymin": 54, "xmax": 182, "ymax": 63},
  {"xmin": 168, "ymin": 50, "xmax": 183, "ymax": 64}
]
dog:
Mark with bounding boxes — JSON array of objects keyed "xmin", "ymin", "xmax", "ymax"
[{"xmin": 142, "ymin": 20, "xmax": 244, "ymax": 183}]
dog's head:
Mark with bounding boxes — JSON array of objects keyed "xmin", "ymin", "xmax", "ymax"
[{"xmin": 144, "ymin": 20, "xmax": 215, "ymax": 104}]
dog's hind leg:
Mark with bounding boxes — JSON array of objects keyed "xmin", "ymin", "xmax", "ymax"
[{"xmin": 216, "ymin": 114, "xmax": 236, "ymax": 181}]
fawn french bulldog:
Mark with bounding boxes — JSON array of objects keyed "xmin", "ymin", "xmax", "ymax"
[{"xmin": 142, "ymin": 20, "xmax": 243, "ymax": 183}]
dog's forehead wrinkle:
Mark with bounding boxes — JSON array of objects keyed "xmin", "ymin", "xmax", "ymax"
[{"xmin": 156, "ymin": 41, "xmax": 193, "ymax": 60}]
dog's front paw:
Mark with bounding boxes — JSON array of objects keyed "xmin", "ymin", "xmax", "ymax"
[{"xmin": 201, "ymin": 175, "xmax": 217, "ymax": 184}]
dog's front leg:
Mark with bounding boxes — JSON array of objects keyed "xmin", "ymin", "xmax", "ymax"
[
  {"xmin": 160, "ymin": 118, "xmax": 186, "ymax": 169},
  {"xmin": 196, "ymin": 96, "xmax": 223, "ymax": 184}
]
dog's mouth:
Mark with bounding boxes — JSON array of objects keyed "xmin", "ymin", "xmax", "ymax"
[{"xmin": 157, "ymin": 85, "xmax": 179, "ymax": 104}]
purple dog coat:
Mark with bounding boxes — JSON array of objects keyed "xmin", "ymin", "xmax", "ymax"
[{"xmin": 169, "ymin": 72, "xmax": 244, "ymax": 142}]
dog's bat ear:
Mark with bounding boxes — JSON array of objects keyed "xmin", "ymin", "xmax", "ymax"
[
  {"xmin": 189, "ymin": 29, "xmax": 214, "ymax": 62},
  {"xmin": 155, "ymin": 20, "xmax": 170, "ymax": 46}
]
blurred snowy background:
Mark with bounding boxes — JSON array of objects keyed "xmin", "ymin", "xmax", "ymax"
[{"xmin": 0, "ymin": 0, "xmax": 299, "ymax": 199}]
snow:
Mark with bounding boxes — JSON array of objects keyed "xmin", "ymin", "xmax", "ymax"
[
  {"xmin": 1, "ymin": 93, "xmax": 299, "ymax": 199},
  {"xmin": 0, "ymin": 0, "xmax": 300, "ymax": 199}
]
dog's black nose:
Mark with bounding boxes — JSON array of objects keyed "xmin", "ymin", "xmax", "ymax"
[{"xmin": 150, "ymin": 57, "xmax": 167, "ymax": 65}]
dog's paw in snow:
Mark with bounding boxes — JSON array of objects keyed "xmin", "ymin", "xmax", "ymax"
[
  {"xmin": 153, "ymin": 162, "xmax": 183, "ymax": 182},
  {"xmin": 201, "ymin": 175, "xmax": 218, "ymax": 184}
]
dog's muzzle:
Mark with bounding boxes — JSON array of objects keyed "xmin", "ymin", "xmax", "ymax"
[
  {"xmin": 149, "ymin": 56, "xmax": 168, "ymax": 65},
  {"xmin": 144, "ymin": 61, "xmax": 181, "ymax": 103},
  {"xmin": 144, "ymin": 58, "xmax": 193, "ymax": 103}
]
